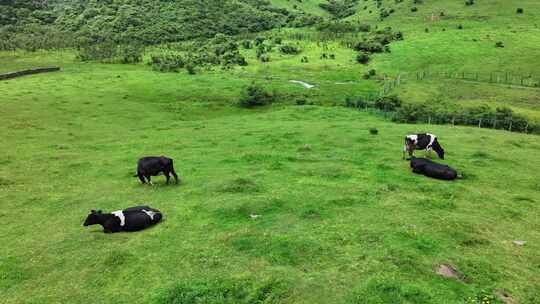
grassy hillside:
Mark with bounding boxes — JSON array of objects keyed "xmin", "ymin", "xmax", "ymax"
[
  {"xmin": 1, "ymin": 57, "xmax": 539, "ymax": 304},
  {"xmin": 347, "ymin": 0, "xmax": 540, "ymax": 119},
  {"xmin": 270, "ymin": 0, "xmax": 327, "ymax": 16}
]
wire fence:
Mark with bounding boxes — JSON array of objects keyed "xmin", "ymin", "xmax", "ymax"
[
  {"xmin": 416, "ymin": 70, "xmax": 540, "ymax": 88},
  {"xmin": 346, "ymin": 105, "xmax": 539, "ymax": 134}
]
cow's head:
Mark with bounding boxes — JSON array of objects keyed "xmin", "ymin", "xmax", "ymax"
[
  {"xmin": 83, "ymin": 210, "xmax": 102, "ymax": 226},
  {"xmin": 435, "ymin": 147, "xmax": 445, "ymax": 159}
]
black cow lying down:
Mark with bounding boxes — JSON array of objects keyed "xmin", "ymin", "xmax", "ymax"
[
  {"xmin": 83, "ymin": 205, "xmax": 162, "ymax": 233},
  {"xmin": 135, "ymin": 156, "xmax": 179, "ymax": 185},
  {"xmin": 410, "ymin": 157, "xmax": 458, "ymax": 181}
]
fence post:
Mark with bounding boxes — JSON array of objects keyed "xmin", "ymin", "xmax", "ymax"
[
  {"xmin": 478, "ymin": 119, "xmax": 482, "ymax": 128},
  {"xmin": 493, "ymin": 119, "xmax": 497, "ymax": 129},
  {"xmin": 462, "ymin": 72, "xmax": 465, "ymax": 79},
  {"xmin": 509, "ymin": 120, "xmax": 513, "ymax": 132},
  {"xmin": 505, "ymin": 72, "xmax": 509, "ymax": 84},
  {"xmin": 452, "ymin": 117, "xmax": 455, "ymax": 126},
  {"xmin": 428, "ymin": 116, "xmax": 431, "ymax": 125},
  {"xmin": 490, "ymin": 73, "xmax": 493, "ymax": 83}
]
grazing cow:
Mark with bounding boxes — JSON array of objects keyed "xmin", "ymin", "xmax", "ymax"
[
  {"xmin": 83, "ymin": 205, "xmax": 162, "ymax": 233},
  {"xmin": 410, "ymin": 157, "xmax": 458, "ymax": 180},
  {"xmin": 135, "ymin": 156, "xmax": 179, "ymax": 185},
  {"xmin": 403, "ymin": 133, "xmax": 445, "ymax": 160}
]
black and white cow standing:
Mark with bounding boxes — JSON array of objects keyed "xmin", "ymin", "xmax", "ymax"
[
  {"xmin": 83, "ymin": 205, "xmax": 162, "ymax": 233},
  {"xmin": 135, "ymin": 156, "xmax": 179, "ymax": 185},
  {"xmin": 403, "ymin": 133, "xmax": 445, "ymax": 160}
]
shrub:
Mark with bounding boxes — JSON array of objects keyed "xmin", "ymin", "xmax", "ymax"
[
  {"xmin": 149, "ymin": 52, "xmax": 185, "ymax": 72},
  {"xmin": 241, "ymin": 40, "xmax": 252, "ymax": 49},
  {"xmin": 255, "ymin": 37, "xmax": 266, "ymax": 46},
  {"xmin": 344, "ymin": 96, "xmax": 372, "ymax": 109},
  {"xmin": 239, "ymin": 83, "xmax": 275, "ymax": 108},
  {"xmin": 363, "ymin": 69, "xmax": 376, "ymax": 79},
  {"xmin": 77, "ymin": 41, "xmax": 117, "ymax": 62},
  {"xmin": 495, "ymin": 41, "xmax": 505, "ymax": 48},
  {"xmin": 374, "ymin": 95, "xmax": 402, "ymax": 111},
  {"xmin": 259, "ymin": 55, "xmax": 270, "ymax": 62},
  {"xmin": 465, "ymin": 0, "xmax": 474, "ymax": 6},
  {"xmin": 411, "ymin": 7, "xmax": 418, "ymax": 12},
  {"xmin": 358, "ymin": 23, "xmax": 371, "ymax": 32},
  {"xmin": 296, "ymin": 98, "xmax": 308, "ymax": 106},
  {"xmin": 280, "ymin": 44, "xmax": 301, "ymax": 55},
  {"xmin": 186, "ymin": 64, "xmax": 196, "ymax": 75},
  {"xmin": 354, "ymin": 41, "xmax": 384, "ymax": 53},
  {"xmin": 220, "ymin": 51, "xmax": 248, "ymax": 66},
  {"xmin": 517, "ymin": 8, "xmax": 524, "ymax": 14},
  {"xmin": 356, "ymin": 52, "xmax": 370, "ymax": 64},
  {"xmin": 369, "ymin": 128, "xmax": 379, "ymax": 135},
  {"xmin": 256, "ymin": 44, "xmax": 266, "ymax": 58}
]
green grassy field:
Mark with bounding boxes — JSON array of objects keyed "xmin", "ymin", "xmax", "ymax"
[
  {"xmin": 1, "ymin": 0, "xmax": 540, "ymax": 303},
  {"xmin": 1, "ymin": 57, "xmax": 540, "ymax": 303}
]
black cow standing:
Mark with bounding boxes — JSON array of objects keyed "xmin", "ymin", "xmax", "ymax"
[
  {"xmin": 410, "ymin": 157, "xmax": 458, "ymax": 180},
  {"xmin": 403, "ymin": 133, "xmax": 445, "ymax": 160},
  {"xmin": 83, "ymin": 205, "xmax": 162, "ymax": 233},
  {"xmin": 135, "ymin": 156, "xmax": 179, "ymax": 185}
]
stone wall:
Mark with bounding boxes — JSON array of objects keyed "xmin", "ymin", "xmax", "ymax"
[{"xmin": 0, "ymin": 67, "xmax": 61, "ymax": 80}]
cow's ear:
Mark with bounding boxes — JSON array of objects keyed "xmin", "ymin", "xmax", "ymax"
[
  {"xmin": 97, "ymin": 210, "xmax": 102, "ymax": 214},
  {"xmin": 91, "ymin": 209, "xmax": 96, "ymax": 213}
]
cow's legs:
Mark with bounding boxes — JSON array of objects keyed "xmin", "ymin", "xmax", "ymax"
[
  {"xmin": 146, "ymin": 176, "xmax": 153, "ymax": 185},
  {"xmin": 170, "ymin": 169, "xmax": 179, "ymax": 184},
  {"xmin": 164, "ymin": 172, "xmax": 170, "ymax": 184},
  {"xmin": 137, "ymin": 173, "xmax": 147, "ymax": 184}
]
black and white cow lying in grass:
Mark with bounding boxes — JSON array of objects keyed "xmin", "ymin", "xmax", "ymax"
[
  {"xmin": 403, "ymin": 133, "xmax": 445, "ymax": 160},
  {"xmin": 410, "ymin": 157, "xmax": 458, "ymax": 180},
  {"xmin": 83, "ymin": 205, "xmax": 162, "ymax": 233},
  {"xmin": 135, "ymin": 156, "xmax": 179, "ymax": 185}
]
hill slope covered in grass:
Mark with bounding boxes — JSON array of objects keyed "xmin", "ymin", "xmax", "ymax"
[
  {"xmin": 1, "ymin": 57, "xmax": 540, "ymax": 304},
  {"xmin": 345, "ymin": 0, "xmax": 540, "ymax": 119}
]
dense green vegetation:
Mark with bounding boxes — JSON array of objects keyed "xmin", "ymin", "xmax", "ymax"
[
  {"xmin": 0, "ymin": 0, "xmax": 322, "ymax": 50},
  {"xmin": 1, "ymin": 0, "xmax": 540, "ymax": 303}
]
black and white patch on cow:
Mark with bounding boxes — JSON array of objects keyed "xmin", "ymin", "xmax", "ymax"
[
  {"xmin": 409, "ymin": 157, "xmax": 458, "ymax": 180},
  {"xmin": 83, "ymin": 205, "xmax": 163, "ymax": 233},
  {"xmin": 403, "ymin": 133, "xmax": 445, "ymax": 160},
  {"xmin": 134, "ymin": 156, "xmax": 179, "ymax": 185}
]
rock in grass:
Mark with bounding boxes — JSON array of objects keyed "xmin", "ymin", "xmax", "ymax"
[
  {"xmin": 298, "ymin": 144, "xmax": 312, "ymax": 152},
  {"xmin": 513, "ymin": 240, "xmax": 526, "ymax": 246},
  {"xmin": 495, "ymin": 289, "xmax": 517, "ymax": 304},
  {"xmin": 436, "ymin": 264, "xmax": 462, "ymax": 280}
]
